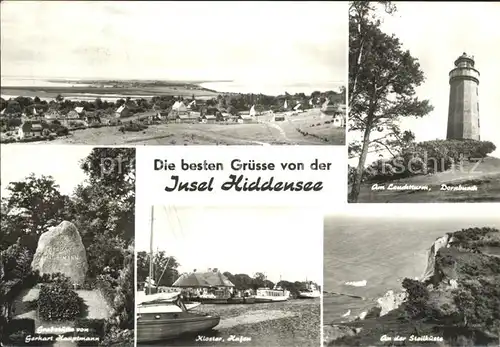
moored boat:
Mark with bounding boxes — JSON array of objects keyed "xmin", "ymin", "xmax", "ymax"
[
  {"xmin": 298, "ymin": 282, "xmax": 321, "ymax": 299},
  {"xmin": 137, "ymin": 292, "xmax": 219, "ymax": 343},
  {"xmin": 254, "ymin": 286, "xmax": 290, "ymax": 303}
]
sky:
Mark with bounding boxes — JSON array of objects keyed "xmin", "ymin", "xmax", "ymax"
[
  {"xmin": 0, "ymin": 145, "xmax": 91, "ymax": 197},
  {"xmin": 1, "ymin": 1, "xmax": 347, "ymax": 84},
  {"xmin": 136, "ymin": 205, "xmax": 323, "ymax": 284},
  {"xmin": 349, "ymin": 2, "xmax": 500, "ymax": 165}
]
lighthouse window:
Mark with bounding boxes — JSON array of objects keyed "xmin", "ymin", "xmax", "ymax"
[
  {"xmin": 477, "ymin": 102, "xmax": 479, "ymax": 111},
  {"xmin": 476, "ymin": 88, "xmax": 478, "ymax": 96}
]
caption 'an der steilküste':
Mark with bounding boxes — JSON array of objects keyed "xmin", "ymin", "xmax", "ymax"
[{"xmin": 154, "ymin": 159, "xmax": 332, "ymax": 192}]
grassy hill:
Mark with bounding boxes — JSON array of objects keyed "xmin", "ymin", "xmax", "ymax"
[{"xmin": 353, "ymin": 156, "xmax": 500, "ymax": 202}]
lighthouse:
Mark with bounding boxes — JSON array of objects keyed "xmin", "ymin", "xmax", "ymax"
[{"xmin": 446, "ymin": 52, "xmax": 480, "ymax": 140}]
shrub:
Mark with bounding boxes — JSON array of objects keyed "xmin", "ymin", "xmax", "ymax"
[
  {"xmin": 5, "ymin": 318, "xmax": 35, "ymax": 335},
  {"xmin": 39, "ymin": 272, "xmax": 72, "ymax": 288},
  {"xmin": 118, "ymin": 122, "xmax": 147, "ymax": 132},
  {"xmin": 362, "ymin": 139, "xmax": 497, "ymax": 182},
  {"xmin": 1, "ymin": 244, "xmax": 33, "ymax": 281},
  {"xmin": 402, "ymin": 278, "xmax": 431, "ymax": 320},
  {"xmin": 98, "ymin": 326, "xmax": 134, "ymax": 347},
  {"xmin": 96, "ymin": 274, "xmax": 117, "ymax": 308},
  {"xmin": 38, "ymin": 284, "xmax": 85, "ymax": 321},
  {"xmin": 55, "ymin": 126, "xmax": 69, "ymax": 136},
  {"xmin": 3, "ymin": 318, "xmax": 36, "ymax": 345},
  {"xmin": 74, "ymin": 318, "xmax": 106, "ymax": 346}
]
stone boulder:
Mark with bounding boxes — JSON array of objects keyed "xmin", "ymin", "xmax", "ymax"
[{"xmin": 31, "ymin": 221, "xmax": 88, "ymax": 285}]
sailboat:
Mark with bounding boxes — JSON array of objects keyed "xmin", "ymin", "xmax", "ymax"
[
  {"xmin": 136, "ymin": 206, "xmax": 220, "ymax": 344},
  {"xmin": 249, "ymin": 105, "xmax": 257, "ymax": 117},
  {"xmin": 298, "ymin": 281, "xmax": 321, "ymax": 299}
]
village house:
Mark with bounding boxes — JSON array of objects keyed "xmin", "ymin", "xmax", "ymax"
[
  {"xmin": 74, "ymin": 106, "xmax": 85, "ymax": 117},
  {"xmin": 18, "ymin": 120, "xmax": 45, "ymax": 139},
  {"xmin": 84, "ymin": 112, "xmax": 101, "ymax": 125},
  {"xmin": 115, "ymin": 105, "xmax": 131, "ymax": 118},
  {"xmin": 234, "ymin": 114, "xmax": 253, "ymax": 124},
  {"xmin": 321, "ymin": 99, "xmax": 337, "ymax": 115},
  {"xmin": 274, "ymin": 114, "xmax": 286, "ymax": 122},
  {"xmin": 66, "ymin": 110, "xmax": 80, "ymax": 120},
  {"xmin": 44, "ymin": 109, "xmax": 62, "ymax": 120},
  {"xmin": 200, "ymin": 114, "xmax": 217, "ymax": 124},
  {"xmin": 156, "ymin": 111, "xmax": 169, "ymax": 121},
  {"xmin": 166, "ymin": 112, "xmax": 200, "ymax": 124},
  {"xmin": 171, "ymin": 101, "xmax": 188, "ymax": 115},
  {"xmin": 201, "ymin": 107, "xmax": 224, "ymax": 121}
]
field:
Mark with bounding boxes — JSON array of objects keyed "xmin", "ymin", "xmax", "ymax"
[
  {"xmin": 10, "ymin": 109, "xmax": 345, "ymax": 146},
  {"xmin": 351, "ymin": 156, "xmax": 500, "ymax": 202},
  {"xmin": 151, "ymin": 299, "xmax": 321, "ymax": 347}
]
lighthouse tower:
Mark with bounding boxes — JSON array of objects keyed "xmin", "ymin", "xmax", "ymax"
[{"xmin": 446, "ymin": 53, "xmax": 480, "ymax": 140}]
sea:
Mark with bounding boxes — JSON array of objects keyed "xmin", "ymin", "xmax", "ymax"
[
  {"xmin": 199, "ymin": 81, "xmax": 344, "ymax": 96},
  {"xmin": 1, "ymin": 77, "xmax": 344, "ymax": 101},
  {"xmin": 323, "ymin": 215, "xmax": 500, "ymax": 325}
]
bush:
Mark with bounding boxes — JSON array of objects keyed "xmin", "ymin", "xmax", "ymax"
[
  {"xmin": 99, "ymin": 326, "xmax": 134, "ymax": 347},
  {"xmin": 96, "ymin": 274, "xmax": 117, "ymax": 308},
  {"xmin": 362, "ymin": 139, "xmax": 497, "ymax": 183},
  {"xmin": 118, "ymin": 122, "xmax": 148, "ymax": 132},
  {"xmin": 74, "ymin": 318, "xmax": 106, "ymax": 346},
  {"xmin": 2, "ymin": 318, "xmax": 40, "ymax": 345},
  {"xmin": 38, "ymin": 272, "xmax": 72, "ymax": 288},
  {"xmin": 5, "ymin": 318, "xmax": 35, "ymax": 335},
  {"xmin": 38, "ymin": 284, "xmax": 85, "ymax": 321},
  {"xmin": 55, "ymin": 126, "xmax": 69, "ymax": 136},
  {"xmin": 402, "ymin": 278, "xmax": 431, "ymax": 320},
  {"xmin": 1, "ymin": 244, "xmax": 33, "ymax": 281}
]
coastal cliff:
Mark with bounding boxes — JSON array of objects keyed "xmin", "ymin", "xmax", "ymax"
[{"xmin": 325, "ymin": 227, "xmax": 500, "ymax": 346}]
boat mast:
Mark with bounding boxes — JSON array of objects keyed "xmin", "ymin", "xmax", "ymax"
[{"xmin": 149, "ymin": 205, "xmax": 154, "ymax": 295}]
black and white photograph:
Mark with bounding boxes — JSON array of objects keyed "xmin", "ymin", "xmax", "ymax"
[
  {"xmin": 1, "ymin": 1, "xmax": 346, "ymax": 146},
  {"xmin": 0, "ymin": 146, "xmax": 135, "ymax": 346},
  {"xmin": 135, "ymin": 205, "xmax": 322, "ymax": 346},
  {"xmin": 348, "ymin": 2, "xmax": 500, "ymax": 203},
  {"xmin": 323, "ymin": 204, "xmax": 500, "ymax": 346}
]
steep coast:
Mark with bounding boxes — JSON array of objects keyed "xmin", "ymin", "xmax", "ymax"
[{"xmin": 324, "ymin": 227, "xmax": 500, "ymax": 346}]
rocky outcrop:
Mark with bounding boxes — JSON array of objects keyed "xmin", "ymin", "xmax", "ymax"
[
  {"xmin": 421, "ymin": 233, "xmax": 453, "ymax": 283},
  {"xmin": 376, "ymin": 290, "xmax": 407, "ymax": 316},
  {"xmin": 31, "ymin": 221, "xmax": 88, "ymax": 285},
  {"xmin": 323, "ymin": 325, "xmax": 362, "ymax": 345},
  {"xmin": 325, "ymin": 227, "xmax": 500, "ymax": 346}
]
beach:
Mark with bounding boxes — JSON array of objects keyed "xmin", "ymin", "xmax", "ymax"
[{"xmin": 146, "ymin": 299, "xmax": 320, "ymax": 347}]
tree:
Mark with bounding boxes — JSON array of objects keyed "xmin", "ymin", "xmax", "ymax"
[
  {"xmin": 136, "ymin": 251, "xmax": 180, "ymax": 288},
  {"xmin": 348, "ymin": 2, "xmax": 433, "ymax": 202},
  {"xmin": 72, "ymin": 148, "xmax": 135, "ymax": 278},
  {"xmin": 1, "ymin": 174, "xmax": 72, "ymax": 251}
]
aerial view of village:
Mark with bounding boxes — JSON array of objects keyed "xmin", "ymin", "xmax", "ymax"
[{"xmin": 0, "ymin": 1, "xmax": 347, "ymax": 146}]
